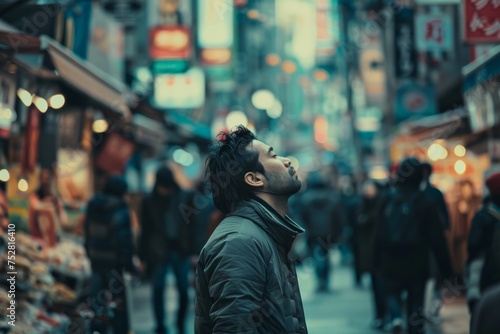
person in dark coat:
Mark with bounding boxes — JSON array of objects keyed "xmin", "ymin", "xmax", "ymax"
[
  {"xmin": 375, "ymin": 158, "xmax": 453, "ymax": 334},
  {"xmin": 421, "ymin": 162, "xmax": 451, "ymax": 321},
  {"xmin": 84, "ymin": 175, "xmax": 135, "ymax": 334},
  {"xmin": 338, "ymin": 175, "xmax": 361, "ymax": 279},
  {"xmin": 196, "ymin": 125, "xmax": 308, "ymax": 334},
  {"xmin": 355, "ymin": 180, "xmax": 387, "ymax": 329},
  {"xmin": 471, "ymin": 283, "xmax": 500, "ymax": 334},
  {"xmin": 421, "ymin": 162, "xmax": 450, "ymax": 230},
  {"xmin": 467, "ymin": 172, "xmax": 500, "ymax": 317},
  {"xmin": 301, "ymin": 173, "xmax": 344, "ymax": 292},
  {"xmin": 185, "ymin": 179, "xmax": 223, "ymax": 256},
  {"xmin": 138, "ymin": 166, "xmax": 193, "ymax": 334}
]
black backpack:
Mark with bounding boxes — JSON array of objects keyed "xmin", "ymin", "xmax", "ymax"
[{"xmin": 381, "ymin": 191, "xmax": 422, "ymax": 246}]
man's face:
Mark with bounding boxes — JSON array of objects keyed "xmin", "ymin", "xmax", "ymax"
[{"xmin": 246, "ymin": 140, "xmax": 301, "ymax": 195}]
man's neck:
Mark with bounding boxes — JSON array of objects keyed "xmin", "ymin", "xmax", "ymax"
[{"xmin": 254, "ymin": 193, "xmax": 289, "ymax": 217}]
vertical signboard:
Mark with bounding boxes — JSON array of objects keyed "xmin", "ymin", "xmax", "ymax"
[
  {"xmin": 395, "ymin": 82, "xmax": 437, "ymax": 123},
  {"xmin": 197, "ymin": 0, "xmax": 234, "ymax": 48},
  {"xmin": 394, "ymin": 5, "xmax": 417, "ymax": 79},
  {"xmin": 316, "ymin": 0, "xmax": 340, "ymax": 58},
  {"xmin": 87, "ymin": 4, "xmax": 125, "ymax": 81},
  {"xmin": 463, "ymin": 0, "xmax": 500, "ymax": 43},
  {"xmin": 415, "ymin": 13, "xmax": 453, "ymax": 51}
]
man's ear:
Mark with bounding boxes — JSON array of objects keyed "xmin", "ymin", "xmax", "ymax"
[{"xmin": 244, "ymin": 171, "xmax": 264, "ymax": 188}]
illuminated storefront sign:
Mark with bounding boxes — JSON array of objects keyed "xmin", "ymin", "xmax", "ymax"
[
  {"xmin": 149, "ymin": 26, "xmax": 191, "ymax": 60},
  {"xmin": 197, "ymin": 0, "xmax": 234, "ymax": 48},
  {"xmin": 153, "ymin": 67, "xmax": 205, "ymax": 108}
]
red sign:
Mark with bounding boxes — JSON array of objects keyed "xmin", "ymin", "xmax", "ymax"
[
  {"xmin": 200, "ymin": 48, "xmax": 232, "ymax": 65},
  {"xmin": 95, "ymin": 132, "xmax": 135, "ymax": 174},
  {"xmin": 463, "ymin": 0, "xmax": 500, "ymax": 43},
  {"xmin": 20, "ymin": 105, "xmax": 41, "ymax": 174},
  {"xmin": 149, "ymin": 26, "xmax": 191, "ymax": 60}
]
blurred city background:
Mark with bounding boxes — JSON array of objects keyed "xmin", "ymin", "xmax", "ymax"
[{"xmin": 0, "ymin": 0, "xmax": 499, "ymax": 333}]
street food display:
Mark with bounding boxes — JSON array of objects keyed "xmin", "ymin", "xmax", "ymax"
[{"xmin": 0, "ymin": 232, "xmax": 91, "ymax": 332}]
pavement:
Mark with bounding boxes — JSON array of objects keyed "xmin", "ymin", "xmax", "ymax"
[{"xmin": 130, "ymin": 254, "xmax": 470, "ymax": 334}]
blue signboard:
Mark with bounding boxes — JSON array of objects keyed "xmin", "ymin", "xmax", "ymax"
[{"xmin": 395, "ymin": 82, "xmax": 437, "ymax": 123}]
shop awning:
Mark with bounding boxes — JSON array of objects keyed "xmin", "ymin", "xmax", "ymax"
[
  {"xmin": 41, "ymin": 36, "xmax": 134, "ymax": 120},
  {"xmin": 0, "ymin": 25, "xmax": 135, "ymax": 120},
  {"xmin": 398, "ymin": 108, "xmax": 470, "ymax": 140},
  {"xmin": 164, "ymin": 110, "xmax": 212, "ymax": 143},
  {"xmin": 131, "ymin": 113, "xmax": 167, "ymax": 147},
  {"xmin": 463, "ymin": 44, "xmax": 500, "ymax": 92}
]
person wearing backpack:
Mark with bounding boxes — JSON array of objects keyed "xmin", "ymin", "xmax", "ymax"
[
  {"xmin": 467, "ymin": 172, "xmax": 500, "ymax": 319},
  {"xmin": 375, "ymin": 158, "xmax": 453, "ymax": 334},
  {"xmin": 301, "ymin": 173, "xmax": 345, "ymax": 292}
]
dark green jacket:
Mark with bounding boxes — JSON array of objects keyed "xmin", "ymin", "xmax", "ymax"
[{"xmin": 195, "ymin": 197, "xmax": 308, "ymax": 334}]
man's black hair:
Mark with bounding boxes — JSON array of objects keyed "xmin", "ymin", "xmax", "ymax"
[
  {"xmin": 422, "ymin": 162, "xmax": 432, "ymax": 179},
  {"xmin": 205, "ymin": 125, "xmax": 265, "ymax": 214},
  {"xmin": 396, "ymin": 157, "xmax": 423, "ymax": 189}
]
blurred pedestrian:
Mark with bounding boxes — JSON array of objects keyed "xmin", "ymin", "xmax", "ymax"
[
  {"xmin": 338, "ymin": 175, "xmax": 360, "ymax": 274},
  {"xmin": 185, "ymin": 179, "xmax": 223, "ymax": 257},
  {"xmin": 355, "ymin": 180, "xmax": 387, "ymax": 329},
  {"xmin": 138, "ymin": 166, "xmax": 193, "ymax": 334},
  {"xmin": 196, "ymin": 126, "xmax": 308, "ymax": 333},
  {"xmin": 421, "ymin": 162, "xmax": 451, "ymax": 322},
  {"xmin": 301, "ymin": 172, "xmax": 344, "ymax": 292},
  {"xmin": 421, "ymin": 162, "xmax": 450, "ymax": 230},
  {"xmin": 84, "ymin": 175, "xmax": 137, "ymax": 334},
  {"xmin": 375, "ymin": 157, "xmax": 453, "ymax": 334},
  {"xmin": 450, "ymin": 179, "xmax": 482, "ymax": 277},
  {"xmin": 470, "ymin": 283, "xmax": 500, "ymax": 334},
  {"xmin": 467, "ymin": 172, "xmax": 500, "ymax": 317},
  {"xmin": 29, "ymin": 168, "xmax": 68, "ymax": 247}
]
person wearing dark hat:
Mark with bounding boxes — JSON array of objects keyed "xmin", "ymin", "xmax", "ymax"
[
  {"xmin": 467, "ymin": 172, "xmax": 500, "ymax": 319},
  {"xmin": 138, "ymin": 166, "xmax": 193, "ymax": 334},
  {"xmin": 375, "ymin": 157, "xmax": 453, "ymax": 334},
  {"xmin": 84, "ymin": 175, "xmax": 137, "ymax": 334}
]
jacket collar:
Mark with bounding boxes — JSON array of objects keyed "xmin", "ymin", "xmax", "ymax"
[{"xmin": 228, "ymin": 197, "xmax": 304, "ymax": 253}]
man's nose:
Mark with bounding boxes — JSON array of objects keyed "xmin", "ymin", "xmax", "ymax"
[{"xmin": 281, "ymin": 157, "xmax": 291, "ymax": 167}]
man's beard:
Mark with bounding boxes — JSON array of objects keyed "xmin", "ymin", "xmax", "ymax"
[{"xmin": 263, "ymin": 168, "xmax": 301, "ymax": 196}]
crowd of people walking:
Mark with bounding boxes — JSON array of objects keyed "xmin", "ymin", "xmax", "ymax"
[{"xmin": 80, "ymin": 126, "xmax": 500, "ymax": 334}]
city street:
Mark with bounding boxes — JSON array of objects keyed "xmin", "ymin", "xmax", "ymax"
[{"xmin": 131, "ymin": 255, "xmax": 470, "ymax": 334}]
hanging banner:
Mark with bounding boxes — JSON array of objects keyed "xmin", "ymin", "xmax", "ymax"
[
  {"xmin": 197, "ymin": 0, "xmax": 234, "ymax": 48},
  {"xmin": 95, "ymin": 132, "xmax": 135, "ymax": 174},
  {"xmin": 153, "ymin": 67, "xmax": 205, "ymax": 108},
  {"xmin": 315, "ymin": 0, "xmax": 340, "ymax": 59},
  {"xmin": 463, "ymin": 0, "xmax": 500, "ymax": 43},
  {"xmin": 395, "ymin": 82, "xmax": 437, "ymax": 123},
  {"xmin": 87, "ymin": 4, "xmax": 125, "ymax": 81},
  {"xmin": 415, "ymin": 13, "xmax": 453, "ymax": 51},
  {"xmin": 20, "ymin": 105, "xmax": 41, "ymax": 174},
  {"xmin": 394, "ymin": 6, "xmax": 417, "ymax": 79}
]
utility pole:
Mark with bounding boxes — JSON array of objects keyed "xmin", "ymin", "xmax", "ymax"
[{"xmin": 340, "ymin": 0, "xmax": 364, "ymax": 188}]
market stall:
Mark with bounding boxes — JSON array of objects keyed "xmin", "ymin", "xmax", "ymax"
[{"xmin": 0, "ymin": 232, "xmax": 90, "ymax": 333}]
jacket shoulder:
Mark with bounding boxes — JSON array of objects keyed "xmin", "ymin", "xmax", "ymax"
[
  {"xmin": 214, "ymin": 215, "xmax": 268, "ymax": 236},
  {"xmin": 201, "ymin": 216, "xmax": 273, "ymax": 258}
]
